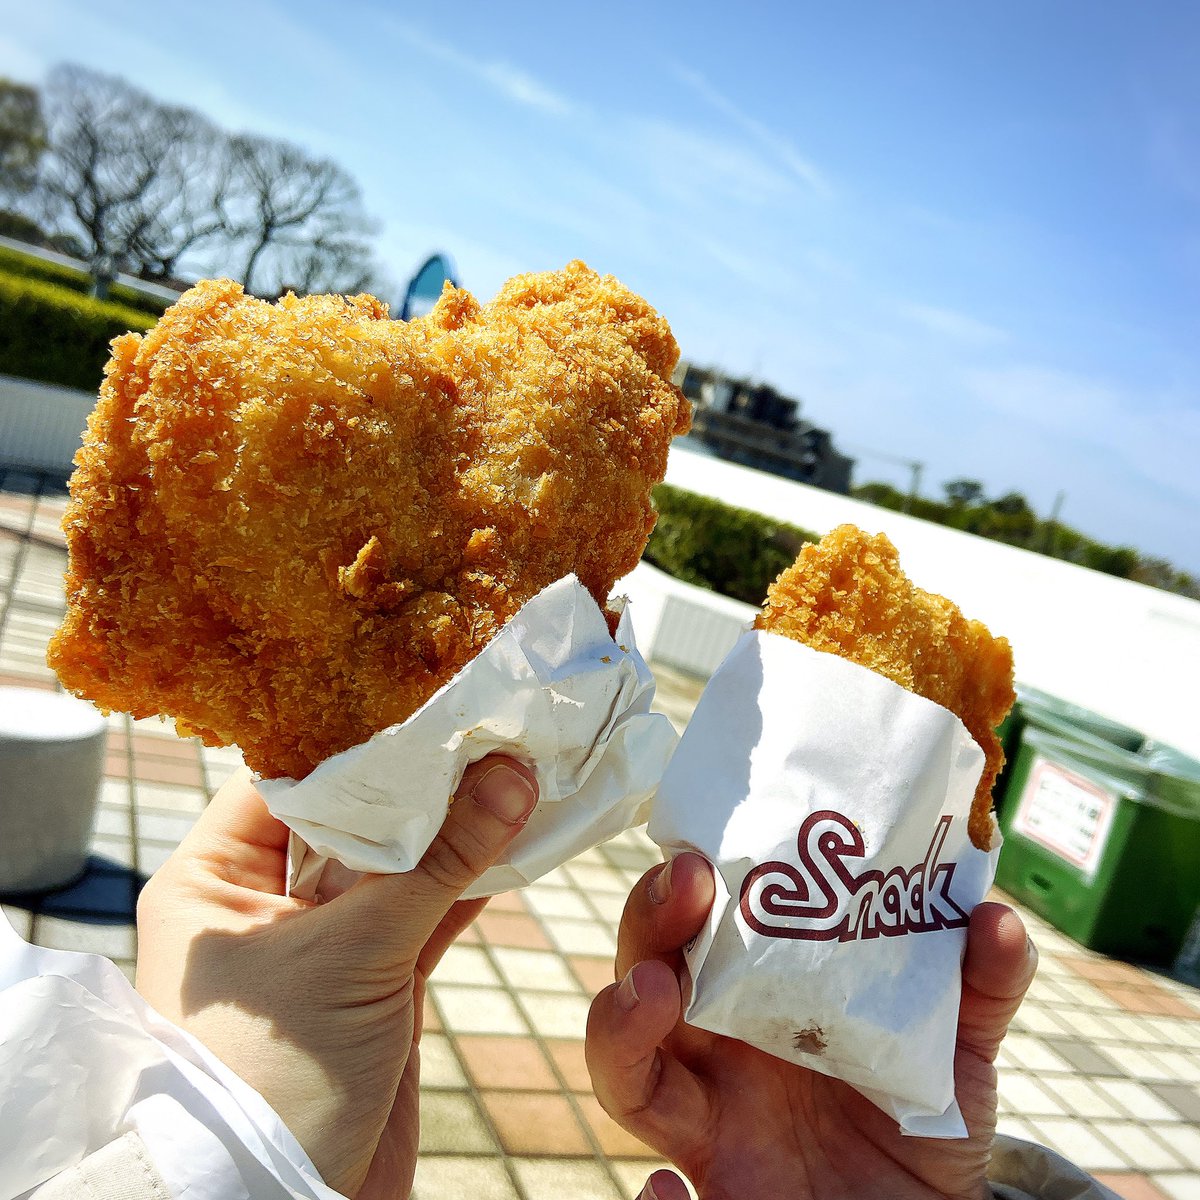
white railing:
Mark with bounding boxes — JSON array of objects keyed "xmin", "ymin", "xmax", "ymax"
[
  {"xmin": 618, "ymin": 562, "xmax": 756, "ymax": 677},
  {"xmin": 0, "ymin": 235, "xmax": 185, "ymax": 306}
]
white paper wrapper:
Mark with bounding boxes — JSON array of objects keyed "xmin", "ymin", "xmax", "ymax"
[
  {"xmin": 0, "ymin": 911, "xmax": 337, "ymax": 1199},
  {"xmin": 257, "ymin": 575, "xmax": 679, "ymax": 902},
  {"xmin": 648, "ymin": 630, "xmax": 1001, "ymax": 1139}
]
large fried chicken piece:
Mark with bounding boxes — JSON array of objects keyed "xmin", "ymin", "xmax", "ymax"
[
  {"xmin": 756, "ymin": 525, "xmax": 1015, "ymax": 850},
  {"xmin": 49, "ymin": 261, "xmax": 690, "ymax": 779}
]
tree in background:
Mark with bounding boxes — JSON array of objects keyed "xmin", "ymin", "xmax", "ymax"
[
  {"xmin": 942, "ymin": 477, "xmax": 985, "ymax": 507},
  {"xmin": 0, "ymin": 77, "xmax": 50, "ymax": 245},
  {"xmin": 989, "ymin": 491, "xmax": 1031, "ymax": 517},
  {"xmin": 978, "ymin": 490, "xmax": 1036, "ymax": 546},
  {"xmin": 1134, "ymin": 557, "xmax": 1200, "ymax": 600},
  {"xmin": 849, "ymin": 476, "xmax": 1197, "ymax": 598},
  {"xmin": 851, "ymin": 480, "xmax": 907, "ymax": 509},
  {"xmin": 15, "ymin": 63, "xmax": 385, "ymax": 298},
  {"xmin": 0, "ymin": 78, "xmax": 45, "ymax": 196},
  {"xmin": 226, "ymin": 133, "xmax": 378, "ymax": 297},
  {"xmin": 32, "ymin": 65, "xmax": 228, "ymax": 293},
  {"xmin": 124, "ymin": 109, "xmax": 235, "ymax": 283}
]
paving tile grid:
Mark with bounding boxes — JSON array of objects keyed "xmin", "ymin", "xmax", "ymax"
[{"xmin": 2, "ymin": 476, "xmax": 1199, "ymax": 1200}]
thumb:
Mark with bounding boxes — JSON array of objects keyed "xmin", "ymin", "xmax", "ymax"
[
  {"xmin": 958, "ymin": 902, "xmax": 1037, "ymax": 1062},
  {"xmin": 347, "ymin": 755, "xmax": 538, "ymax": 956},
  {"xmin": 416, "ymin": 755, "xmax": 539, "ymax": 901},
  {"xmin": 639, "ymin": 1170, "xmax": 690, "ymax": 1200}
]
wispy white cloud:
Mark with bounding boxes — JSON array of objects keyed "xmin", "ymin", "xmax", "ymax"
[
  {"xmin": 478, "ymin": 61, "xmax": 573, "ymax": 116},
  {"xmin": 690, "ymin": 233, "xmax": 766, "ymax": 284},
  {"xmin": 384, "ymin": 21, "xmax": 574, "ymax": 116},
  {"xmin": 970, "ymin": 370, "xmax": 1200, "ymax": 569},
  {"xmin": 898, "ymin": 302, "xmax": 1009, "ymax": 346},
  {"xmin": 624, "ymin": 117, "xmax": 800, "ymax": 208},
  {"xmin": 6, "ymin": 2, "xmax": 1196, "ymax": 573},
  {"xmin": 965, "ymin": 363, "xmax": 1122, "ymax": 430},
  {"xmin": 0, "ymin": 1, "xmax": 344, "ymax": 160},
  {"xmin": 963, "ymin": 363, "xmax": 1200, "ymax": 510},
  {"xmin": 668, "ymin": 62, "xmax": 833, "ymax": 198}
]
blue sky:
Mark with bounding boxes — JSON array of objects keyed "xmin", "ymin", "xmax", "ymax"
[{"xmin": 4, "ymin": 0, "xmax": 1198, "ymax": 573}]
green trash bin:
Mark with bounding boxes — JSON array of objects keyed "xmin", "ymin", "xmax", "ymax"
[
  {"xmin": 995, "ymin": 723, "xmax": 1200, "ymax": 966},
  {"xmin": 1015, "ymin": 686, "xmax": 1145, "ymax": 752},
  {"xmin": 992, "ymin": 687, "xmax": 1145, "ymax": 821}
]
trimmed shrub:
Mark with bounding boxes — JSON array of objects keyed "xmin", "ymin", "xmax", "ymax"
[
  {"xmin": 0, "ymin": 271, "xmax": 157, "ymax": 393},
  {"xmin": 0, "ymin": 244, "xmax": 169, "ymax": 317},
  {"xmin": 646, "ymin": 483, "xmax": 817, "ymax": 605},
  {"xmin": 851, "ymin": 479, "xmax": 1149, "ymax": 582}
]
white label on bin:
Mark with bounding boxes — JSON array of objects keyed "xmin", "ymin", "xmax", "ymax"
[{"xmin": 1012, "ymin": 756, "xmax": 1117, "ymax": 879}]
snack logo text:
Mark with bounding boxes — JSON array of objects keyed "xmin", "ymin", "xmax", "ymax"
[{"xmin": 738, "ymin": 811, "xmax": 969, "ymax": 941}]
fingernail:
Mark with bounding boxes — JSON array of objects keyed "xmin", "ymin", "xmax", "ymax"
[
  {"xmin": 640, "ymin": 1179, "xmax": 658, "ymax": 1200},
  {"xmin": 1026, "ymin": 936, "xmax": 1039, "ymax": 975},
  {"xmin": 648, "ymin": 858, "xmax": 673, "ymax": 905},
  {"xmin": 471, "ymin": 765, "xmax": 537, "ymax": 825},
  {"xmin": 616, "ymin": 965, "xmax": 640, "ymax": 1011}
]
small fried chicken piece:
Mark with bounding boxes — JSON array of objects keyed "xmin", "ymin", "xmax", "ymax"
[
  {"xmin": 756, "ymin": 525, "xmax": 1015, "ymax": 850},
  {"xmin": 49, "ymin": 261, "xmax": 691, "ymax": 779}
]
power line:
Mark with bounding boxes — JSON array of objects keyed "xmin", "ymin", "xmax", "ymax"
[{"xmin": 845, "ymin": 444, "xmax": 924, "ymax": 514}]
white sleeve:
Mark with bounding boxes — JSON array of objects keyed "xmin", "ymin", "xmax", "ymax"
[
  {"xmin": 27, "ymin": 1132, "xmax": 170, "ymax": 1200},
  {"xmin": 1, "ymin": 911, "xmax": 346, "ymax": 1200}
]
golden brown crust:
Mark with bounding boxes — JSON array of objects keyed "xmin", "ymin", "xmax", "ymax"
[
  {"xmin": 755, "ymin": 525, "xmax": 1015, "ymax": 851},
  {"xmin": 48, "ymin": 262, "xmax": 690, "ymax": 779}
]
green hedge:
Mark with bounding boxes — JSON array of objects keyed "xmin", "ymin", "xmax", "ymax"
[
  {"xmin": 0, "ymin": 244, "xmax": 169, "ymax": 317},
  {"xmin": 850, "ymin": 479, "xmax": 1160, "ymax": 584},
  {"xmin": 646, "ymin": 483, "xmax": 817, "ymax": 605},
  {"xmin": 0, "ymin": 270, "xmax": 157, "ymax": 393}
]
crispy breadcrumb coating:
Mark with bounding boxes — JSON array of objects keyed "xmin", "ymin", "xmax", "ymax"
[
  {"xmin": 756, "ymin": 525, "xmax": 1015, "ymax": 850},
  {"xmin": 49, "ymin": 262, "xmax": 691, "ymax": 779}
]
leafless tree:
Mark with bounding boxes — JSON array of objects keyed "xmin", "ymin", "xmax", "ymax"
[
  {"xmin": 289, "ymin": 232, "xmax": 379, "ymax": 295},
  {"xmin": 36, "ymin": 65, "xmax": 233, "ymax": 285},
  {"xmin": 22, "ymin": 63, "xmax": 386, "ymax": 297},
  {"xmin": 223, "ymin": 132, "xmax": 378, "ymax": 296},
  {"xmin": 126, "ymin": 116, "xmax": 236, "ymax": 281}
]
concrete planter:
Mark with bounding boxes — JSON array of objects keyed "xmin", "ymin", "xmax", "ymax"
[{"xmin": 0, "ymin": 687, "xmax": 106, "ymax": 893}]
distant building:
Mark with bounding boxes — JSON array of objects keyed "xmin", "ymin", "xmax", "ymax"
[{"xmin": 673, "ymin": 363, "xmax": 854, "ymax": 494}]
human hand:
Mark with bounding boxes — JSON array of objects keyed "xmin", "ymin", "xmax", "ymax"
[
  {"xmin": 586, "ymin": 853, "xmax": 1036, "ymax": 1200},
  {"xmin": 136, "ymin": 757, "xmax": 537, "ymax": 1199}
]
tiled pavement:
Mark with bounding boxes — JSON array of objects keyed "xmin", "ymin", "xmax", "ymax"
[{"xmin": 2, "ymin": 478, "xmax": 1200, "ymax": 1200}]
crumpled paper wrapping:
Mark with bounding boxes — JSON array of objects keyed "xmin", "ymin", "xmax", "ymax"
[
  {"xmin": 648, "ymin": 630, "xmax": 1001, "ymax": 1139},
  {"xmin": 0, "ymin": 911, "xmax": 338, "ymax": 1200},
  {"xmin": 256, "ymin": 575, "xmax": 679, "ymax": 902}
]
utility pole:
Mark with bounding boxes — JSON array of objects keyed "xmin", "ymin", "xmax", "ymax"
[
  {"xmin": 847, "ymin": 445, "xmax": 925, "ymax": 513},
  {"xmin": 907, "ymin": 461, "xmax": 923, "ymax": 514},
  {"xmin": 1041, "ymin": 490, "xmax": 1066, "ymax": 555}
]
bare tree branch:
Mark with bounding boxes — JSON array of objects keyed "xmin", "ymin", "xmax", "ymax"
[
  {"xmin": 224, "ymin": 132, "xmax": 378, "ymax": 296},
  {"xmin": 22, "ymin": 63, "xmax": 386, "ymax": 297}
]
